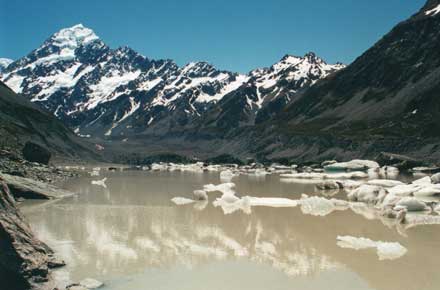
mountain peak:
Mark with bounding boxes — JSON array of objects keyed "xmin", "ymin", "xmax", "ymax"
[
  {"xmin": 50, "ymin": 24, "xmax": 99, "ymax": 48},
  {"xmin": 0, "ymin": 58, "xmax": 13, "ymax": 72}
]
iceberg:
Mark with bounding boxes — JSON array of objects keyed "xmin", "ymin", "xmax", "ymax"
[
  {"xmin": 394, "ymin": 197, "xmax": 430, "ymax": 212},
  {"xmin": 324, "ymin": 160, "xmax": 380, "ymax": 172},
  {"xmin": 171, "ymin": 197, "xmax": 195, "ymax": 205},
  {"xmin": 220, "ymin": 170, "xmax": 237, "ymax": 182},
  {"xmin": 91, "ymin": 177, "xmax": 107, "ymax": 188},
  {"xmin": 336, "ymin": 236, "xmax": 407, "ymax": 260},
  {"xmin": 193, "ymin": 190, "xmax": 208, "ymax": 201}
]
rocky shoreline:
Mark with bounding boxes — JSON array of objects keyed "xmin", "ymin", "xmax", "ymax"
[{"xmin": 0, "ymin": 147, "xmax": 93, "ymax": 290}]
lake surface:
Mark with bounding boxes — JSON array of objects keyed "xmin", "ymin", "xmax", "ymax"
[{"xmin": 21, "ymin": 170, "xmax": 440, "ymax": 290}]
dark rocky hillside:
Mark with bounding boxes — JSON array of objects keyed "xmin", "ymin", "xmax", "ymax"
[
  {"xmin": 0, "ymin": 81, "xmax": 98, "ymax": 161},
  {"xmin": 236, "ymin": 0, "xmax": 440, "ymax": 163}
]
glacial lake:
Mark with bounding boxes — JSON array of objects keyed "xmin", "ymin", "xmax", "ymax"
[{"xmin": 21, "ymin": 170, "xmax": 440, "ymax": 290}]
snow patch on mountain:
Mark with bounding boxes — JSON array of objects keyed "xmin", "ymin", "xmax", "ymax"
[
  {"xmin": 86, "ymin": 70, "xmax": 141, "ymax": 110},
  {"xmin": 426, "ymin": 4, "xmax": 440, "ymax": 16},
  {"xmin": 0, "ymin": 58, "xmax": 13, "ymax": 72}
]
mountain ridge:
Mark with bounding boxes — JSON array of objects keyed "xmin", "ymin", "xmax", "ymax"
[{"xmin": 1, "ymin": 24, "xmax": 344, "ymax": 141}]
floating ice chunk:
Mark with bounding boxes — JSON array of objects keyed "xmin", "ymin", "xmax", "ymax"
[
  {"xmin": 280, "ymin": 171, "xmax": 368, "ymax": 180},
  {"xmin": 203, "ymin": 183, "xmax": 236, "ymax": 195},
  {"xmin": 299, "ymin": 195, "xmax": 343, "ymax": 216},
  {"xmin": 431, "ymin": 173, "xmax": 440, "ymax": 184},
  {"xmin": 247, "ymin": 197, "xmax": 298, "ymax": 208},
  {"xmin": 91, "ymin": 177, "xmax": 107, "ymax": 188},
  {"xmin": 336, "ymin": 236, "xmax": 407, "ymax": 260},
  {"xmin": 367, "ymin": 179, "xmax": 405, "ymax": 188},
  {"xmin": 151, "ymin": 163, "xmax": 168, "ymax": 171},
  {"xmin": 193, "ymin": 190, "xmax": 208, "ymax": 201},
  {"xmin": 213, "ymin": 197, "xmax": 250, "ymax": 215},
  {"xmin": 89, "ymin": 170, "xmax": 100, "ymax": 177},
  {"xmin": 171, "ymin": 197, "xmax": 195, "ymax": 205},
  {"xmin": 412, "ymin": 176, "xmax": 432, "ymax": 185},
  {"xmin": 394, "ymin": 197, "xmax": 430, "ymax": 212},
  {"xmin": 220, "ymin": 170, "xmax": 237, "ymax": 182},
  {"xmin": 248, "ymin": 169, "xmax": 270, "ymax": 177},
  {"xmin": 413, "ymin": 185, "xmax": 440, "ymax": 197},
  {"xmin": 280, "ymin": 178, "xmax": 323, "ymax": 184},
  {"xmin": 388, "ymin": 184, "xmax": 419, "ymax": 196},
  {"xmin": 347, "ymin": 185, "xmax": 386, "ymax": 204},
  {"xmin": 324, "ymin": 160, "xmax": 380, "ymax": 171}
]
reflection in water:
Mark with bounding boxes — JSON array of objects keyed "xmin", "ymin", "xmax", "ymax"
[{"xmin": 21, "ymin": 171, "xmax": 440, "ymax": 290}]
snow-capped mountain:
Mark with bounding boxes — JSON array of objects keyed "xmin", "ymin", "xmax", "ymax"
[
  {"xmin": 0, "ymin": 58, "xmax": 13, "ymax": 74},
  {"xmin": 1, "ymin": 24, "xmax": 344, "ymax": 138},
  {"xmin": 196, "ymin": 52, "xmax": 345, "ymax": 132}
]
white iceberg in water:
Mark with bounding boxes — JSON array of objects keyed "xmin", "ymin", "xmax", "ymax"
[
  {"xmin": 247, "ymin": 197, "xmax": 298, "ymax": 208},
  {"xmin": 91, "ymin": 177, "xmax": 107, "ymax": 188},
  {"xmin": 336, "ymin": 236, "xmax": 407, "ymax": 260},
  {"xmin": 299, "ymin": 195, "xmax": 348, "ymax": 216},
  {"xmin": 203, "ymin": 183, "xmax": 236, "ymax": 195},
  {"xmin": 366, "ymin": 179, "xmax": 405, "ymax": 188},
  {"xmin": 219, "ymin": 170, "xmax": 237, "ymax": 182},
  {"xmin": 280, "ymin": 171, "xmax": 368, "ymax": 180},
  {"xmin": 347, "ymin": 184, "xmax": 387, "ymax": 205},
  {"xmin": 171, "ymin": 197, "xmax": 195, "ymax": 205},
  {"xmin": 324, "ymin": 160, "xmax": 380, "ymax": 171},
  {"xmin": 193, "ymin": 190, "xmax": 208, "ymax": 201},
  {"xmin": 394, "ymin": 197, "xmax": 430, "ymax": 212}
]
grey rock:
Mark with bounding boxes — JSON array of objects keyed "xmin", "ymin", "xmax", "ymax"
[
  {"xmin": 22, "ymin": 142, "xmax": 51, "ymax": 165},
  {"xmin": 0, "ymin": 173, "xmax": 74, "ymax": 200},
  {"xmin": 0, "ymin": 179, "xmax": 56, "ymax": 290}
]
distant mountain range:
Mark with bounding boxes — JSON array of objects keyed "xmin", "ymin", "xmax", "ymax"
[
  {"xmin": 0, "ymin": 24, "xmax": 343, "ymax": 139},
  {"xmin": 1, "ymin": 0, "xmax": 440, "ymax": 163}
]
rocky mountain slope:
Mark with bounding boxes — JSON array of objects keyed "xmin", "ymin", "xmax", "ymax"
[
  {"xmin": 1, "ymin": 25, "xmax": 343, "ymax": 140},
  {"xmin": 239, "ymin": 0, "xmax": 440, "ymax": 162},
  {"xmin": 0, "ymin": 81, "xmax": 98, "ymax": 160}
]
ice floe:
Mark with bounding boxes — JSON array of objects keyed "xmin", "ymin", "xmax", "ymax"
[
  {"xmin": 336, "ymin": 236, "xmax": 407, "ymax": 260},
  {"xmin": 193, "ymin": 190, "xmax": 208, "ymax": 201},
  {"xmin": 171, "ymin": 197, "xmax": 195, "ymax": 205},
  {"xmin": 324, "ymin": 160, "xmax": 380, "ymax": 172},
  {"xmin": 220, "ymin": 170, "xmax": 238, "ymax": 182},
  {"xmin": 91, "ymin": 177, "xmax": 107, "ymax": 188}
]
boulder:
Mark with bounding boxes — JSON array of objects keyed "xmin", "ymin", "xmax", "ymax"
[
  {"xmin": 22, "ymin": 142, "xmax": 51, "ymax": 165},
  {"xmin": 0, "ymin": 173, "xmax": 74, "ymax": 200},
  {"xmin": 0, "ymin": 179, "xmax": 55, "ymax": 290}
]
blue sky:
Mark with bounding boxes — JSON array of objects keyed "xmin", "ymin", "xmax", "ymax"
[{"xmin": 0, "ymin": 0, "xmax": 426, "ymax": 73}]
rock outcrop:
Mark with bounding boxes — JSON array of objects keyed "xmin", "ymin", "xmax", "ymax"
[
  {"xmin": 0, "ymin": 179, "xmax": 57, "ymax": 290},
  {"xmin": 0, "ymin": 173, "xmax": 74, "ymax": 200},
  {"xmin": 22, "ymin": 142, "xmax": 51, "ymax": 165}
]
